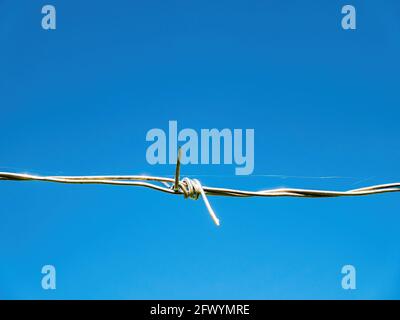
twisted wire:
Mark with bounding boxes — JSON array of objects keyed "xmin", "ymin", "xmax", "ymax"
[{"xmin": 1, "ymin": 171, "xmax": 399, "ymax": 226}]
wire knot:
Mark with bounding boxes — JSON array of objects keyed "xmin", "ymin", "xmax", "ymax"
[
  {"xmin": 179, "ymin": 177, "xmax": 203, "ymax": 200},
  {"xmin": 172, "ymin": 177, "xmax": 220, "ymax": 226}
]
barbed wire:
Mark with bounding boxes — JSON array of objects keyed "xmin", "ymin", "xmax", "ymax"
[{"xmin": 1, "ymin": 150, "xmax": 399, "ymax": 226}]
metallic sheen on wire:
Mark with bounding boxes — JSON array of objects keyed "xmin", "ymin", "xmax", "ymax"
[{"xmin": 1, "ymin": 171, "xmax": 399, "ymax": 226}]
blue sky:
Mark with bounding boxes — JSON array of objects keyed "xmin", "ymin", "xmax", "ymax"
[{"xmin": 0, "ymin": 0, "xmax": 400, "ymax": 299}]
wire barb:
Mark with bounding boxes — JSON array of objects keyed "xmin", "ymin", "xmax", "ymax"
[
  {"xmin": 172, "ymin": 148, "xmax": 220, "ymax": 225},
  {"xmin": 0, "ymin": 165, "xmax": 399, "ymax": 226},
  {"xmin": 179, "ymin": 177, "xmax": 220, "ymax": 226},
  {"xmin": 174, "ymin": 147, "xmax": 182, "ymax": 192}
]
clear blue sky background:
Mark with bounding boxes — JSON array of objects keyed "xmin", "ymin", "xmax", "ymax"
[{"xmin": 1, "ymin": 0, "xmax": 399, "ymax": 299}]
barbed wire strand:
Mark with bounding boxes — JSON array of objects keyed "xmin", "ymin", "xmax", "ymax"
[{"xmin": 0, "ymin": 150, "xmax": 399, "ymax": 226}]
